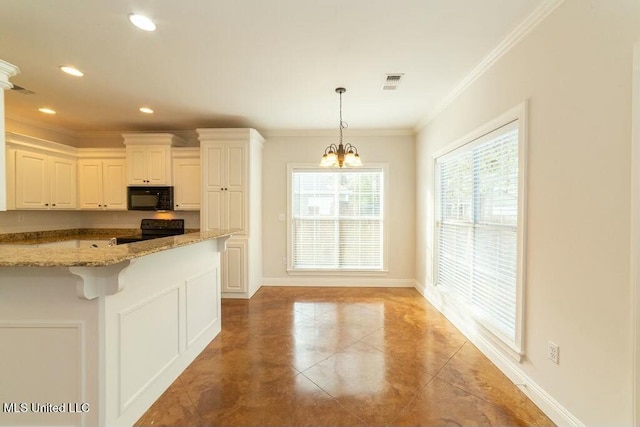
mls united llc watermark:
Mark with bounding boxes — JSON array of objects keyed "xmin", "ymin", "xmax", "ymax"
[{"xmin": 3, "ymin": 402, "xmax": 90, "ymax": 414}]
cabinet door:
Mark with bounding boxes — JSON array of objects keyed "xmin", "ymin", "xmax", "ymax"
[
  {"xmin": 126, "ymin": 147, "xmax": 148, "ymax": 185},
  {"xmin": 147, "ymin": 146, "xmax": 168, "ymax": 185},
  {"xmin": 102, "ymin": 160, "xmax": 127, "ymax": 210},
  {"xmin": 204, "ymin": 191, "xmax": 224, "ymax": 230},
  {"xmin": 222, "ymin": 239, "xmax": 246, "ymax": 293},
  {"xmin": 78, "ymin": 160, "xmax": 103, "ymax": 209},
  {"xmin": 15, "ymin": 150, "xmax": 49, "ymax": 209},
  {"xmin": 203, "ymin": 145, "xmax": 224, "ymax": 191},
  {"xmin": 226, "ymin": 145, "xmax": 245, "ymax": 190},
  {"xmin": 227, "ymin": 190, "xmax": 244, "ymax": 231},
  {"xmin": 50, "ymin": 156, "xmax": 77, "ymax": 209},
  {"xmin": 226, "ymin": 145, "xmax": 245, "ymax": 232},
  {"xmin": 173, "ymin": 158, "xmax": 200, "ymax": 210}
]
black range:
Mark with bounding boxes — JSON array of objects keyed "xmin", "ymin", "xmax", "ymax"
[{"xmin": 116, "ymin": 219, "xmax": 185, "ymax": 245}]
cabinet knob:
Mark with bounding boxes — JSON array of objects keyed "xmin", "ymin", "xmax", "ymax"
[
  {"xmin": 45, "ymin": 203, "xmax": 49, "ymax": 206},
  {"xmin": 104, "ymin": 205, "xmax": 107, "ymax": 207},
  {"xmin": 98, "ymin": 204, "xmax": 102, "ymax": 207},
  {"xmin": 52, "ymin": 204, "xmax": 56, "ymax": 207}
]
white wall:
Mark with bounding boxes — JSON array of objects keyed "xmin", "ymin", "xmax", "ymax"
[
  {"xmin": 262, "ymin": 131, "xmax": 416, "ymax": 286},
  {"xmin": 0, "ymin": 210, "xmax": 83, "ymax": 234},
  {"xmin": 0, "ymin": 210, "xmax": 200, "ymax": 234},
  {"xmin": 416, "ymin": 0, "xmax": 640, "ymax": 425}
]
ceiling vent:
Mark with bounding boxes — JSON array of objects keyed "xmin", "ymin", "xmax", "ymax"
[
  {"xmin": 382, "ymin": 73, "xmax": 404, "ymax": 91},
  {"xmin": 10, "ymin": 84, "xmax": 35, "ymax": 95}
]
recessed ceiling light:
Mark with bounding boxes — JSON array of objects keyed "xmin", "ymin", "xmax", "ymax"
[
  {"xmin": 128, "ymin": 14, "xmax": 156, "ymax": 31},
  {"xmin": 38, "ymin": 108, "xmax": 56, "ymax": 115},
  {"xmin": 59, "ymin": 66, "xmax": 84, "ymax": 77},
  {"xmin": 139, "ymin": 107, "xmax": 154, "ymax": 114}
]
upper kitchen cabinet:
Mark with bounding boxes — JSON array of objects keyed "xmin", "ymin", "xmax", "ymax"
[
  {"xmin": 172, "ymin": 148, "xmax": 200, "ymax": 211},
  {"xmin": 201, "ymin": 142, "xmax": 246, "ymax": 231},
  {"xmin": 77, "ymin": 149, "xmax": 127, "ymax": 210},
  {"xmin": 6, "ymin": 133, "xmax": 77, "ymax": 210},
  {"xmin": 122, "ymin": 133, "xmax": 186, "ymax": 186}
]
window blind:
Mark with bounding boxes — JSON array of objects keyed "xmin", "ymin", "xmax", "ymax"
[
  {"xmin": 291, "ymin": 169, "xmax": 383, "ymax": 270},
  {"xmin": 436, "ymin": 120, "xmax": 519, "ymax": 344}
]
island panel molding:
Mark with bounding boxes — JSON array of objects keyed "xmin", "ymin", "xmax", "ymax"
[
  {"xmin": 0, "ymin": 321, "xmax": 87, "ymax": 425},
  {"xmin": 0, "ymin": 230, "xmax": 232, "ymax": 426}
]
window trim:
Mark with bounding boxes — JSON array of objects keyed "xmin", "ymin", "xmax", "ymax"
[
  {"xmin": 286, "ymin": 163, "xmax": 389, "ymax": 275},
  {"xmin": 432, "ymin": 101, "xmax": 528, "ymax": 358}
]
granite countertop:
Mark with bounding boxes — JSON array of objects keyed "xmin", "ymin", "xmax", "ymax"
[
  {"xmin": 0, "ymin": 228, "xmax": 200, "ymax": 245},
  {"xmin": 0, "ymin": 229, "xmax": 239, "ymax": 267}
]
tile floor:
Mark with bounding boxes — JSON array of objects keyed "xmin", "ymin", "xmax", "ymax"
[{"xmin": 135, "ymin": 287, "xmax": 554, "ymax": 426}]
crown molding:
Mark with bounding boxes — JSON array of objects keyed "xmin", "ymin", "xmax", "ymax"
[
  {"xmin": 75, "ymin": 147, "xmax": 126, "ymax": 159},
  {"xmin": 5, "ymin": 114, "xmax": 79, "ymax": 139},
  {"xmin": 122, "ymin": 133, "xmax": 186, "ymax": 146},
  {"xmin": 196, "ymin": 128, "xmax": 264, "ymax": 143},
  {"xmin": 5, "ymin": 132, "xmax": 78, "ymax": 157},
  {"xmin": 261, "ymin": 128, "xmax": 415, "ymax": 138},
  {"xmin": 6, "ymin": 114, "xmax": 411, "ymax": 142},
  {"xmin": 0, "ymin": 60, "xmax": 20, "ymax": 90},
  {"xmin": 76, "ymin": 129, "xmax": 198, "ymax": 140},
  {"xmin": 414, "ymin": 0, "xmax": 565, "ymax": 132}
]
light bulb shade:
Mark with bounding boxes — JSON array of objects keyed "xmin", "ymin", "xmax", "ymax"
[
  {"xmin": 344, "ymin": 152, "xmax": 356, "ymax": 165},
  {"xmin": 320, "ymin": 151, "xmax": 337, "ymax": 167},
  {"xmin": 350, "ymin": 153, "xmax": 363, "ymax": 167}
]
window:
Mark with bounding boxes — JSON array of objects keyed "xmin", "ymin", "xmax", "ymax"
[
  {"xmin": 435, "ymin": 112, "xmax": 525, "ymax": 353},
  {"xmin": 288, "ymin": 166, "xmax": 385, "ymax": 272}
]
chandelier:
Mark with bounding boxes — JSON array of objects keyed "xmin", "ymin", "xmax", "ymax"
[{"xmin": 320, "ymin": 87, "xmax": 362, "ymax": 168}]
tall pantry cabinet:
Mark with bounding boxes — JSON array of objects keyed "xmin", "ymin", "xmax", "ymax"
[{"xmin": 197, "ymin": 128, "xmax": 263, "ymax": 299}]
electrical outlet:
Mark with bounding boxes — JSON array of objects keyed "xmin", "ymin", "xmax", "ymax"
[{"xmin": 547, "ymin": 341, "xmax": 559, "ymax": 364}]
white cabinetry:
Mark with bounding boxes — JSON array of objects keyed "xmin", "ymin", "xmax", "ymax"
[
  {"xmin": 202, "ymin": 143, "xmax": 245, "ymax": 231},
  {"xmin": 198, "ymin": 128, "xmax": 263, "ymax": 298},
  {"xmin": 122, "ymin": 133, "xmax": 185, "ymax": 185},
  {"xmin": 222, "ymin": 239, "xmax": 247, "ymax": 293},
  {"xmin": 126, "ymin": 145, "xmax": 169, "ymax": 185},
  {"xmin": 77, "ymin": 149, "xmax": 127, "ymax": 210},
  {"xmin": 172, "ymin": 148, "xmax": 200, "ymax": 211},
  {"xmin": 13, "ymin": 148, "xmax": 77, "ymax": 210}
]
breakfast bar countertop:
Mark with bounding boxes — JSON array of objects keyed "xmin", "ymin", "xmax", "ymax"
[
  {"xmin": 0, "ymin": 226, "xmax": 232, "ymax": 427},
  {"xmin": 0, "ymin": 229, "xmax": 239, "ymax": 267}
]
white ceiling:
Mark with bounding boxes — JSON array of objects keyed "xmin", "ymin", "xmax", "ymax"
[{"xmin": 1, "ymin": 0, "xmax": 543, "ymax": 134}]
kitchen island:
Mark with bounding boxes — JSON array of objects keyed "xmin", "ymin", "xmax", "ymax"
[{"xmin": 0, "ymin": 229, "xmax": 237, "ymax": 427}]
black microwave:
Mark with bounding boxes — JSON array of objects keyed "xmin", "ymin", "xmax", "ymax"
[{"xmin": 127, "ymin": 186, "xmax": 174, "ymax": 211}]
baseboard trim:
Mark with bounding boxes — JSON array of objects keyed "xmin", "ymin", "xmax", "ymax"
[
  {"xmin": 262, "ymin": 277, "xmax": 417, "ymax": 287},
  {"xmin": 414, "ymin": 281, "xmax": 584, "ymax": 427}
]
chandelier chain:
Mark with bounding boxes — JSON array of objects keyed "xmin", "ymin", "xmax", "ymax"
[
  {"xmin": 339, "ymin": 89, "xmax": 344, "ymax": 145},
  {"xmin": 320, "ymin": 87, "xmax": 361, "ymax": 168}
]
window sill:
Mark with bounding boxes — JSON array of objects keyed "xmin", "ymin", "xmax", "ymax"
[{"xmin": 287, "ymin": 269, "xmax": 389, "ymax": 277}]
